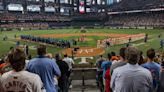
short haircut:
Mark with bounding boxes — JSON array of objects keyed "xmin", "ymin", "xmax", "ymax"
[
  {"xmin": 119, "ymin": 47, "xmax": 126, "ymax": 59},
  {"xmin": 107, "ymin": 53, "xmax": 112, "ymax": 60},
  {"xmin": 64, "ymin": 54, "xmax": 68, "ymax": 57},
  {"xmin": 37, "ymin": 45, "xmax": 46, "ymax": 56},
  {"xmin": 147, "ymin": 48, "xmax": 155, "ymax": 60},
  {"xmin": 100, "ymin": 55, "xmax": 103, "ymax": 57},
  {"xmin": 7, "ymin": 48, "xmax": 26, "ymax": 72},
  {"xmin": 138, "ymin": 51, "xmax": 144, "ymax": 65},
  {"xmin": 111, "ymin": 51, "xmax": 116, "ymax": 56},
  {"xmin": 55, "ymin": 53, "xmax": 62, "ymax": 61},
  {"xmin": 125, "ymin": 46, "xmax": 140, "ymax": 65}
]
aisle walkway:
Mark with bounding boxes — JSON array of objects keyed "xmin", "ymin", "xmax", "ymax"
[{"xmin": 69, "ymin": 80, "xmax": 99, "ymax": 92}]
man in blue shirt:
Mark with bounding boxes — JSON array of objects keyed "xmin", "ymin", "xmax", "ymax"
[
  {"xmin": 101, "ymin": 53, "xmax": 112, "ymax": 78},
  {"xmin": 142, "ymin": 48, "xmax": 160, "ymax": 91},
  {"xmin": 26, "ymin": 45, "xmax": 61, "ymax": 92},
  {"xmin": 101, "ymin": 53, "xmax": 112, "ymax": 88}
]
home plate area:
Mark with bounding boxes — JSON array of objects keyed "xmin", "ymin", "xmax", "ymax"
[{"xmin": 62, "ymin": 47, "xmax": 105, "ymax": 64}]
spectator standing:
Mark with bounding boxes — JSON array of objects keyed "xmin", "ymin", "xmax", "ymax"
[
  {"xmin": 63, "ymin": 54, "xmax": 74, "ymax": 88},
  {"xmin": 26, "ymin": 45, "xmax": 61, "ymax": 92},
  {"xmin": 55, "ymin": 53, "xmax": 69, "ymax": 92},
  {"xmin": 138, "ymin": 51, "xmax": 145, "ymax": 65},
  {"xmin": 141, "ymin": 48, "xmax": 161, "ymax": 91},
  {"xmin": 104, "ymin": 67, "xmax": 112, "ymax": 92},
  {"xmin": 110, "ymin": 47, "xmax": 127, "ymax": 75},
  {"xmin": 95, "ymin": 55, "xmax": 106, "ymax": 92},
  {"xmin": 63, "ymin": 54, "xmax": 74, "ymax": 76},
  {"xmin": 110, "ymin": 51, "xmax": 119, "ymax": 64},
  {"xmin": 111, "ymin": 47, "xmax": 153, "ymax": 92},
  {"xmin": 101, "ymin": 53, "xmax": 112, "ymax": 90},
  {"xmin": 157, "ymin": 62, "xmax": 164, "ymax": 92},
  {"xmin": 0, "ymin": 48, "xmax": 43, "ymax": 92},
  {"xmin": 96, "ymin": 55, "xmax": 106, "ymax": 69},
  {"xmin": 0, "ymin": 56, "xmax": 12, "ymax": 75},
  {"xmin": 101, "ymin": 53, "xmax": 112, "ymax": 77},
  {"xmin": 105, "ymin": 48, "xmax": 126, "ymax": 92}
]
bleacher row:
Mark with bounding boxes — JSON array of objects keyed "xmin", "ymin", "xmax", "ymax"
[
  {"xmin": 109, "ymin": 0, "xmax": 164, "ymax": 12},
  {"xmin": 0, "ymin": 13, "xmax": 71, "ymax": 21},
  {"xmin": 105, "ymin": 12, "xmax": 164, "ymax": 27},
  {"xmin": 1, "ymin": 23, "xmax": 49, "ymax": 29},
  {"xmin": 0, "ymin": 11, "xmax": 163, "ymax": 29},
  {"xmin": 0, "ymin": 22, "xmax": 72, "ymax": 29}
]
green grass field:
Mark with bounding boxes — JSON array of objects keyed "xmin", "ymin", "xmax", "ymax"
[{"xmin": 0, "ymin": 28, "xmax": 164, "ymax": 63}]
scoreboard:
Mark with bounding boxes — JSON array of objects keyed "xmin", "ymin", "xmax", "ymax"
[{"xmin": 77, "ymin": 0, "xmax": 106, "ymax": 14}]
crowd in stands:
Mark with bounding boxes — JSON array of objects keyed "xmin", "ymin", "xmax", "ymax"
[
  {"xmin": 95, "ymin": 47, "xmax": 164, "ymax": 92},
  {"xmin": 105, "ymin": 12, "xmax": 164, "ymax": 27},
  {"xmin": 1, "ymin": 11, "xmax": 163, "ymax": 28},
  {"xmin": 73, "ymin": 13, "xmax": 107, "ymax": 20},
  {"xmin": 0, "ymin": 10, "xmax": 163, "ymax": 28},
  {"xmin": 0, "ymin": 43, "xmax": 164, "ymax": 92},
  {"xmin": 48, "ymin": 22, "xmax": 71, "ymax": 27},
  {"xmin": 0, "ymin": 13, "xmax": 71, "ymax": 29},
  {"xmin": 0, "ymin": 23, "xmax": 49, "ymax": 29},
  {"xmin": 0, "ymin": 13, "xmax": 17, "ymax": 21},
  {"xmin": 20, "ymin": 35, "xmax": 71, "ymax": 48},
  {"xmin": 0, "ymin": 13, "xmax": 71, "ymax": 21},
  {"xmin": 0, "ymin": 22, "xmax": 71, "ymax": 29},
  {"xmin": 109, "ymin": 0, "xmax": 164, "ymax": 12}
]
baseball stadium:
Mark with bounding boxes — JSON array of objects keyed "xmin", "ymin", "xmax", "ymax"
[{"xmin": 0, "ymin": 0, "xmax": 164, "ymax": 92}]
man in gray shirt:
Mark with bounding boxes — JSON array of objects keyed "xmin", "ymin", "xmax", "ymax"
[
  {"xmin": 158, "ymin": 66, "xmax": 164, "ymax": 92},
  {"xmin": 110, "ymin": 47, "xmax": 127, "ymax": 75},
  {"xmin": 111, "ymin": 46, "xmax": 153, "ymax": 92}
]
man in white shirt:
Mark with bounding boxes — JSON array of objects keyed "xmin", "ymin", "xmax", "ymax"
[
  {"xmin": 63, "ymin": 54, "xmax": 74, "ymax": 71},
  {"xmin": 111, "ymin": 46, "xmax": 153, "ymax": 92},
  {"xmin": 63, "ymin": 54, "xmax": 74, "ymax": 88}
]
